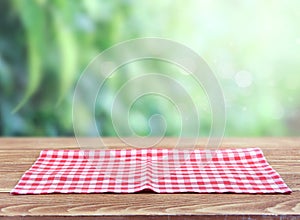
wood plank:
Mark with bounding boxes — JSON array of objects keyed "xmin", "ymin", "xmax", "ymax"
[
  {"xmin": 0, "ymin": 138, "xmax": 299, "ymax": 219},
  {"xmin": 0, "ymin": 192, "xmax": 300, "ymax": 216},
  {"xmin": 0, "ymin": 147, "xmax": 299, "ymax": 161},
  {"xmin": 0, "ymin": 137, "xmax": 299, "ymax": 150},
  {"xmin": 1, "ymin": 217, "xmax": 299, "ymax": 220}
]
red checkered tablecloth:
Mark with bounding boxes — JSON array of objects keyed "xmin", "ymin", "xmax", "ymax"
[{"xmin": 11, "ymin": 148, "xmax": 291, "ymax": 194}]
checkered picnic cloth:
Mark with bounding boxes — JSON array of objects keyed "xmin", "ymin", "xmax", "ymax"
[{"xmin": 11, "ymin": 148, "xmax": 291, "ymax": 194}]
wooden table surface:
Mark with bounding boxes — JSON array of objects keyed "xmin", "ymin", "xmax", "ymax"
[{"xmin": 0, "ymin": 137, "xmax": 299, "ymax": 219}]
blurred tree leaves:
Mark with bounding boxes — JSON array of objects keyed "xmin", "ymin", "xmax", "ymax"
[
  {"xmin": 12, "ymin": 0, "xmax": 45, "ymax": 112},
  {"xmin": 0, "ymin": 0, "xmax": 299, "ymax": 136}
]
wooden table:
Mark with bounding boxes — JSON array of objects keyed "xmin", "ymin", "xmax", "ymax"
[{"xmin": 0, "ymin": 137, "xmax": 299, "ymax": 219}]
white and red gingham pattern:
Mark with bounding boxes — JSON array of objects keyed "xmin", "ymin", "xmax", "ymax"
[{"xmin": 11, "ymin": 148, "xmax": 291, "ymax": 194}]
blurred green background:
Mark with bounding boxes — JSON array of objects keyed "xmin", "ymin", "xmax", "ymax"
[{"xmin": 0, "ymin": 0, "xmax": 299, "ymax": 137}]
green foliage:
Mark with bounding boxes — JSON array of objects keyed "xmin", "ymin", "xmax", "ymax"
[
  {"xmin": 0, "ymin": 0, "xmax": 299, "ymax": 136},
  {"xmin": 12, "ymin": 0, "xmax": 45, "ymax": 112}
]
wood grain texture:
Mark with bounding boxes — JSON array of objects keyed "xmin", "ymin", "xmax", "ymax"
[{"xmin": 0, "ymin": 137, "xmax": 299, "ymax": 219}]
